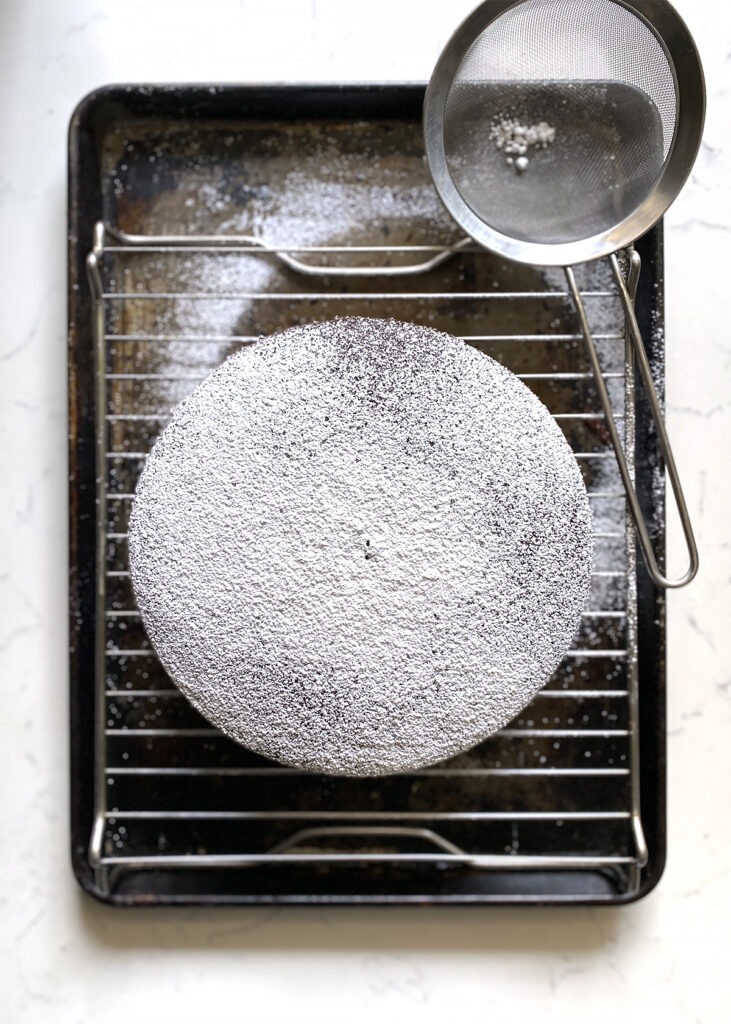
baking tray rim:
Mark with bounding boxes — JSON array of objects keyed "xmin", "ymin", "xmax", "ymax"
[{"xmin": 67, "ymin": 82, "xmax": 667, "ymax": 907}]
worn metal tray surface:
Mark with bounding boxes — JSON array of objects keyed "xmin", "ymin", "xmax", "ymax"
[{"xmin": 68, "ymin": 85, "xmax": 666, "ymax": 905}]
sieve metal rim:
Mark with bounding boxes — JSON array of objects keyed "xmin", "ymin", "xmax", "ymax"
[{"xmin": 424, "ymin": 0, "xmax": 705, "ymax": 267}]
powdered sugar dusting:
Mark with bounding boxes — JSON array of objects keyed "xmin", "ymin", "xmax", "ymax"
[
  {"xmin": 222, "ymin": 172, "xmax": 455, "ymax": 247},
  {"xmin": 138, "ymin": 144, "xmax": 459, "ymax": 407},
  {"xmin": 128, "ymin": 316, "xmax": 593, "ymax": 776}
]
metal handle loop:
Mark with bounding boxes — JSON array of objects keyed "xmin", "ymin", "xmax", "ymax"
[
  {"xmin": 105, "ymin": 225, "xmax": 473, "ymax": 278},
  {"xmin": 565, "ymin": 259, "xmax": 698, "ymax": 589}
]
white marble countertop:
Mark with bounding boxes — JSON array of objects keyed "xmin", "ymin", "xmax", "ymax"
[{"xmin": 1, "ymin": 1, "xmax": 729, "ymax": 1020}]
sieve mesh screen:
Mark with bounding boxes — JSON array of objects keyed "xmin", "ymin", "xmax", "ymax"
[{"xmin": 443, "ymin": 0, "xmax": 677, "ymax": 245}]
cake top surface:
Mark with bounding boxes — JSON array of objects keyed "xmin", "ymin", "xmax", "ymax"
[{"xmin": 128, "ymin": 316, "xmax": 593, "ymax": 776}]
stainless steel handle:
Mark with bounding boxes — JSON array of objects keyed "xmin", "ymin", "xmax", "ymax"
[
  {"xmin": 565, "ymin": 259, "xmax": 698, "ymax": 589},
  {"xmin": 104, "ymin": 225, "xmax": 474, "ymax": 278}
]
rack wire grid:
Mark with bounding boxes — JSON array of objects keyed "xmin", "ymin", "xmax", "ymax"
[{"xmin": 69, "ymin": 92, "xmax": 665, "ymax": 904}]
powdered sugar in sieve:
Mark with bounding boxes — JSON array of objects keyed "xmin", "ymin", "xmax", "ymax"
[{"xmin": 128, "ymin": 317, "xmax": 593, "ymax": 776}]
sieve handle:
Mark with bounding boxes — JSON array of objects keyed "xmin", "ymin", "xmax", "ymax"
[{"xmin": 565, "ymin": 261, "xmax": 698, "ymax": 589}]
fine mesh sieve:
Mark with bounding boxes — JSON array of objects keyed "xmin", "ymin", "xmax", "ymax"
[{"xmin": 424, "ymin": 0, "xmax": 705, "ymax": 587}]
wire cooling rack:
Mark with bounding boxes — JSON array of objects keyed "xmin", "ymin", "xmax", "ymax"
[{"xmin": 68, "ymin": 86, "xmax": 666, "ymax": 904}]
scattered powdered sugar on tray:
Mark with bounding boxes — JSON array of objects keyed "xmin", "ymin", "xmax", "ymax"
[
  {"xmin": 142, "ymin": 150, "xmax": 460, "ymax": 406},
  {"xmin": 223, "ymin": 171, "xmax": 456, "ymax": 247},
  {"xmin": 128, "ymin": 317, "xmax": 593, "ymax": 776}
]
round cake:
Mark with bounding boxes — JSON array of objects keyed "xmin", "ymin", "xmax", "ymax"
[{"xmin": 128, "ymin": 317, "xmax": 593, "ymax": 776}]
